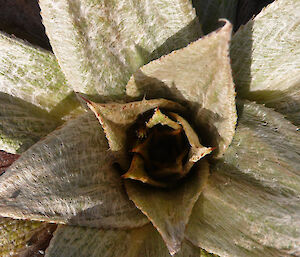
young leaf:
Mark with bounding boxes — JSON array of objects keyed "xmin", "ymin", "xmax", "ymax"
[{"xmin": 85, "ymin": 98, "xmax": 183, "ymax": 151}]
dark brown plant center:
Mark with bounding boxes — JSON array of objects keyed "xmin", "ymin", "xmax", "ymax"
[{"xmin": 126, "ymin": 109, "xmax": 190, "ymax": 186}]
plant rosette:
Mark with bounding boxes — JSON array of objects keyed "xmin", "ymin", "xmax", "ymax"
[{"xmin": 0, "ymin": 0, "xmax": 299, "ymax": 256}]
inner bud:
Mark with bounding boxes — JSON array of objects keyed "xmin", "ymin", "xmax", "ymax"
[
  {"xmin": 134, "ymin": 125, "xmax": 189, "ymax": 181},
  {"xmin": 123, "ymin": 108, "xmax": 213, "ymax": 187}
]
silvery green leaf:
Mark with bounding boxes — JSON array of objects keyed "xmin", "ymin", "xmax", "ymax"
[
  {"xmin": 186, "ymin": 102, "xmax": 300, "ymax": 257},
  {"xmin": 39, "ymin": 0, "xmax": 202, "ymax": 97},
  {"xmin": 231, "ymin": 0, "xmax": 300, "ymax": 125},
  {"xmin": 127, "ymin": 20, "xmax": 237, "ymax": 157},
  {"xmin": 0, "ymin": 113, "xmax": 148, "ymax": 229},
  {"xmin": 0, "ymin": 32, "xmax": 80, "ymax": 153},
  {"xmin": 125, "ymin": 160, "xmax": 209, "ymax": 255},
  {"xmin": 0, "ymin": 32, "xmax": 78, "ymax": 117},
  {"xmin": 0, "ymin": 93, "xmax": 62, "ymax": 153},
  {"xmin": 45, "ymin": 224, "xmax": 200, "ymax": 257}
]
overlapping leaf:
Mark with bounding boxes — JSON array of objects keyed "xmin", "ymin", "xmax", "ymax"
[
  {"xmin": 85, "ymin": 98, "xmax": 183, "ymax": 151},
  {"xmin": 0, "ymin": 113, "xmax": 148, "ymax": 229},
  {"xmin": 40, "ymin": 0, "xmax": 202, "ymax": 97},
  {"xmin": 0, "ymin": 93, "xmax": 62, "ymax": 153},
  {"xmin": 0, "ymin": 32, "xmax": 78, "ymax": 116},
  {"xmin": 45, "ymin": 224, "xmax": 200, "ymax": 257},
  {"xmin": 125, "ymin": 160, "xmax": 209, "ymax": 255},
  {"xmin": 0, "ymin": 0, "xmax": 298, "ymax": 256},
  {"xmin": 186, "ymin": 102, "xmax": 300, "ymax": 257},
  {"xmin": 127, "ymin": 20, "xmax": 237, "ymax": 157},
  {"xmin": 0, "ymin": 32, "xmax": 80, "ymax": 153},
  {"xmin": 231, "ymin": 0, "xmax": 300, "ymax": 125}
]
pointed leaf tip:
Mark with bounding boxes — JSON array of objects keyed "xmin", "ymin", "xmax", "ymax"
[
  {"xmin": 45, "ymin": 224, "xmax": 200, "ymax": 257},
  {"xmin": 85, "ymin": 98, "xmax": 185, "ymax": 151},
  {"xmin": 125, "ymin": 160, "xmax": 209, "ymax": 255},
  {"xmin": 146, "ymin": 108, "xmax": 181, "ymax": 130},
  {"xmin": 126, "ymin": 19, "xmax": 236, "ymax": 158}
]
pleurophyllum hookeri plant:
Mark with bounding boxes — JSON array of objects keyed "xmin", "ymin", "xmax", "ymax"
[{"xmin": 0, "ymin": 0, "xmax": 299, "ymax": 256}]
